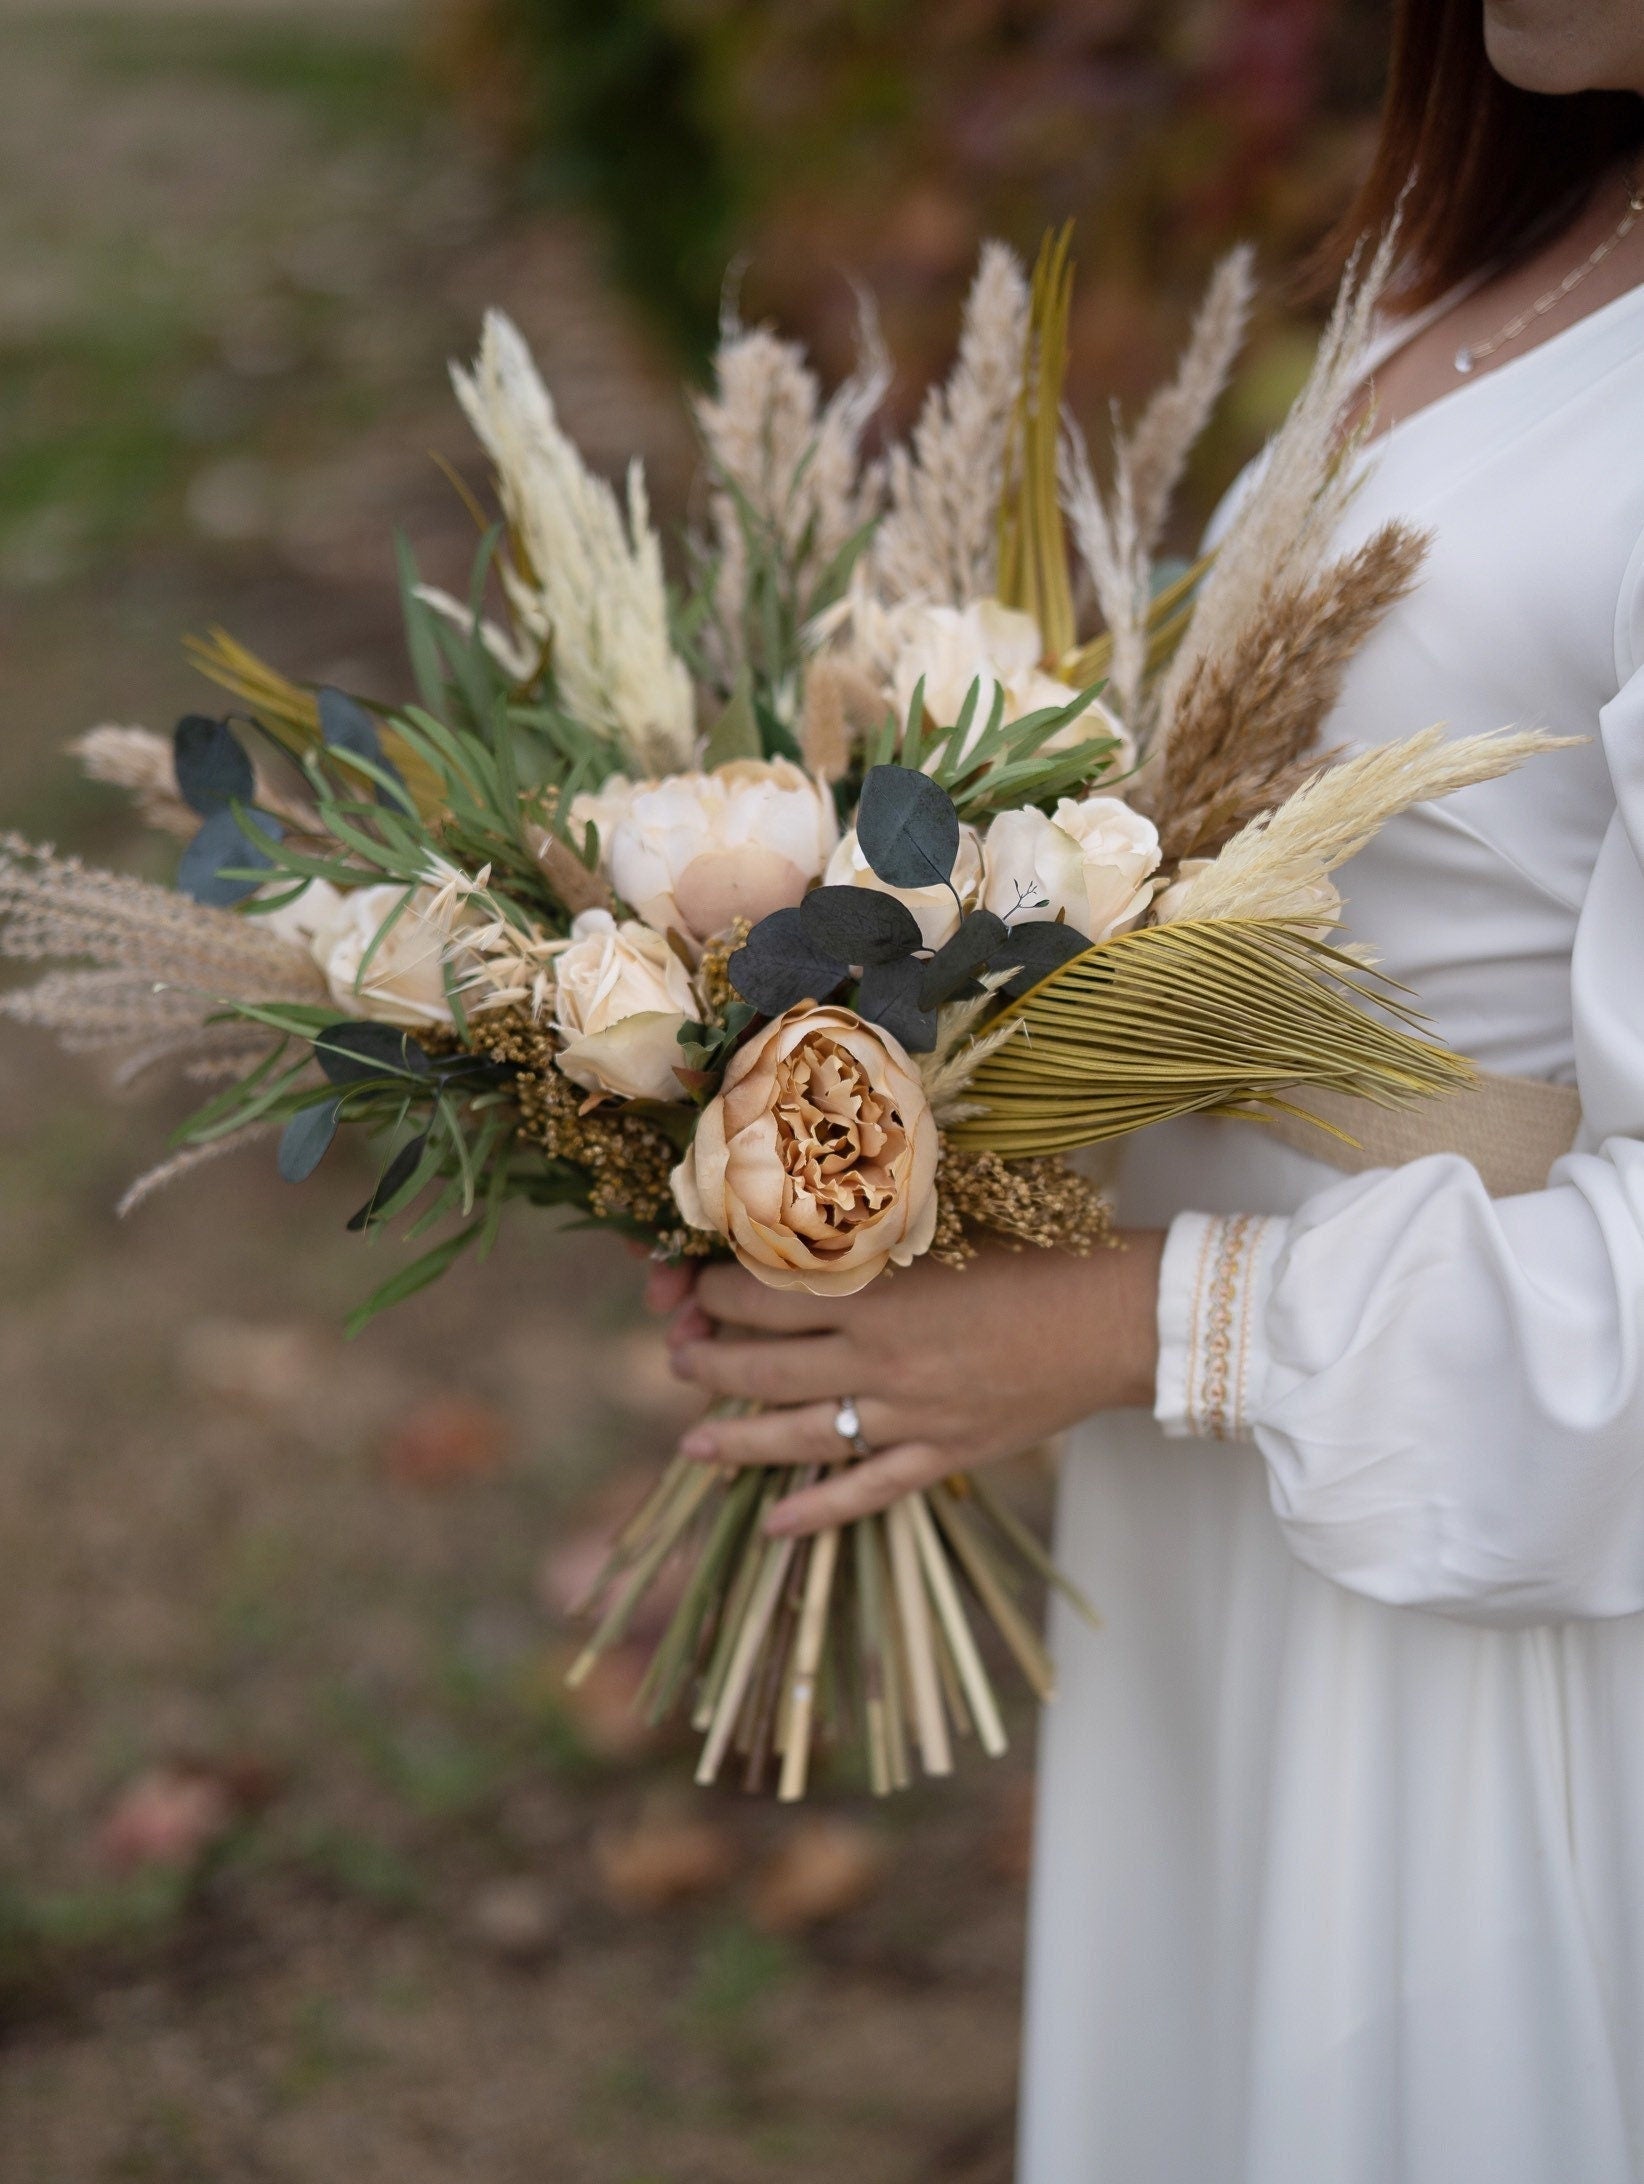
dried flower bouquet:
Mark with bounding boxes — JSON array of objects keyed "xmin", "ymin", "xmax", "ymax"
[{"xmin": 1, "ymin": 227, "xmax": 1556, "ymax": 1797}]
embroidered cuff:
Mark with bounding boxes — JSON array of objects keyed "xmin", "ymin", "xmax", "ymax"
[{"xmin": 1155, "ymin": 1210, "xmax": 1286, "ymax": 1442}]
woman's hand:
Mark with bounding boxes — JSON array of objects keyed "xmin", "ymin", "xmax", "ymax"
[{"xmin": 652, "ymin": 1235, "xmax": 1164, "ymax": 1538}]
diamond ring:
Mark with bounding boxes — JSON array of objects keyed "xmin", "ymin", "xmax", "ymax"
[{"xmin": 833, "ymin": 1397, "xmax": 871, "ymax": 1457}]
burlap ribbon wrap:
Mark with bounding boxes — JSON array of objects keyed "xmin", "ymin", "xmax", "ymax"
[{"xmin": 1262, "ymin": 1072, "xmax": 1582, "ymax": 1199}]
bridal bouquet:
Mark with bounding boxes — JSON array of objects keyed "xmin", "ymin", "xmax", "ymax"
[{"xmin": 0, "ymin": 227, "xmax": 1551, "ymax": 1797}]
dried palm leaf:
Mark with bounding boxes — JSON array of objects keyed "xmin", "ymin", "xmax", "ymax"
[
  {"xmin": 996, "ymin": 225, "xmax": 1077, "ymax": 660},
  {"xmin": 948, "ymin": 917, "xmax": 1474, "ymax": 1160}
]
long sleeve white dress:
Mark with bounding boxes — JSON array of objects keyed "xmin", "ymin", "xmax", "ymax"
[{"xmin": 1018, "ymin": 277, "xmax": 1644, "ymax": 2184}]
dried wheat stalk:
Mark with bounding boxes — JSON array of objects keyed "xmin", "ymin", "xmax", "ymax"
[
  {"xmin": 1152, "ymin": 519, "xmax": 1429, "ymax": 861},
  {"xmin": 1123, "ymin": 245, "xmax": 1256, "ymax": 560}
]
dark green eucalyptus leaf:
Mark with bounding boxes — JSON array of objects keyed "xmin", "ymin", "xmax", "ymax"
[
  {"xmin": 799, "ymin": 885, "xmax": 922, "ymax": 967},
  {"xmin": 916, "ymin": 909, "xmax": 1012, "ymax": 1010},
  {"xmin": 173, "ymin": 715, "xmax": 255, "ymax": 817},
  {"xmin": 319, "ymin": 685, "xmax": 405, "ymax": 806},
  {"xmin": 995, "ymin": 918, "xmax": 1091, "ymax": 998},
  {"xmin": 176, "ymin": 805, "xmax": 282, "ymax": 907},
  {"xmin": 347, "ymin": 1128, "xmax": 431, "ymax": 1232},
  {"xmin": 855, "ymin": 764, "xmax": 961, "ymax": 890},
  {"xmin": 855, "ymin": 955, "xmax": 938, "ymax": 1053},
  {"xmin": 312, "ymin": 1021, "xmax": 433, "ymax": 1085},
  {"xmin": 729, "ymin": 907, "xmax": 848, "ymax": 1017},
  {"xmin": 278, "ymin": 1097, "xmax": 341, "ymax": 1183}
]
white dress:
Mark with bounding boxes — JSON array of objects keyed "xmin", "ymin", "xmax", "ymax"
[{"xmin": 1019, "ymin": 278, "xmax": 1644, "ymax": 2184}]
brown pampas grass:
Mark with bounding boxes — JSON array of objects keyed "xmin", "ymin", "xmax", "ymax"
[
  {"xmin": 1169, "ymin": 726, "xmax": 1575, "ymax": 924},
  {"xmin": 1151, "ymin": 222, "xmax": 1402, "ymax": 756},
  {"xmin": 1152, "ymin": 519, "xmax": 1430, "ymax": 862},
  {"xmin": 799, "ymin": 656, "xmax": 884, "ymax": 782}
]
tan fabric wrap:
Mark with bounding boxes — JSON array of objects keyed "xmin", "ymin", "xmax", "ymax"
[{"xmin": 1258, "ymin": 1073, "xmax": 1583, "ymax": 1199}]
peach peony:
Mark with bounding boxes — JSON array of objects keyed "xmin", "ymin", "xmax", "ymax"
[{"xmin": 671, "ymin": 1005, "xmax": 939, "ymax": 1295}]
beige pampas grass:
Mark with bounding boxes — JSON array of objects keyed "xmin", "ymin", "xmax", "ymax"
[
  {"xmin": 0, "ymin": 834, "xmax": 327, "ymax": 1004},
  {"xmin": 1154, "ymin": 519, "xmax": 1430, "ymax": 860},
  {"xmin": 1060, "ymin": 248, "xmax": 1254, "ymax": 734},
  {"xmin": 798, "ymin": 655, "xmax": 883, "ymax": 782},
  {"xmin": 695, "ymin": 301, "xmax": 888, "ymax": 680},
  {"xmin": 117, "ymin": 1123, "xmax": 279, "ymax": 1218},
  {"xmin": 1122, "ymin": 246, "xmax": 1256, "ymax": 558},
  {"xmin": 453, "ymin": 310, "xmax": 695, "ymax": 774},
  {"xmin": 1168, "ymin": 727, "xmax": 1574, "ymax": 924},
  {"xmin": 72, "ymin": 727, "xmax": 198, "ymax": 839},
  {"xmin": 873, "ymin": 241, "xmax": 1031, "ymax": 607},
  {"xmin": 1151, "ymin": 223, "xmax": 1401, "ymax": 757}
]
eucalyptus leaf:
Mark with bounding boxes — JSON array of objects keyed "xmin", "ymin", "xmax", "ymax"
[
  {"xmin": 995, "ymin": 918, "xmax": 1091, "ymax": 998},
  {"xmin": 917, "ymin": 909, "xmax": 1011, "ymax": 1010},
  {"xmin": 348, "ymin": 1128, "xmax": 432, "ymax": 1231},
  {"xmin": 176, "ymin": 805, "xmax": 282, "ymax": 907},
  {"xmin": 799, "ymin": 886, "xmax": 922, "ymax": 967},
  {"xmin": 855, "ymin": 764, "xmax": 961, "ymax": 890},
  {"xmin": 728, "ymin": 907, "xmax": 847, "ymax": 1017},
  {"xmin": 319, "ymin": 685, "xmax": 405, "ymax": 806},
  {"xmin": 855, "ymin": 955, "xmax": 938, "ymax": 1053},
  {"xmin": 173, "ymin": 715, "xmax": 254, "ymax": 817},
  {"xmin": 312, "ymin": 1021, "xmax": 433, "ymax": 1085},
  {"xmin": 277, "ymin": 1097, "xmax": 341, "ymax": 1183}
]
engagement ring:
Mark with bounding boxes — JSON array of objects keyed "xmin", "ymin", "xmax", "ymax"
[{"xmin": 834, "ymin": 1398, "xmax": 871, "ymax": 1457}]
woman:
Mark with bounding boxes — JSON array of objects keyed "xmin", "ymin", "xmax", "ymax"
[{"xmin": 653, "ymin": 3, "xmax": 1644, "ymax": 2175}]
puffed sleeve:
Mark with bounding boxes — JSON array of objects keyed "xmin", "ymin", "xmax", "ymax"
[{"xmin": 1154, "ymin": 659, "xmax": 1644, "ymax": 1627}]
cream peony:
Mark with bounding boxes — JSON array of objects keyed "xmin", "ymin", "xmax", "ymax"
[
  {"xmin": 822, "ymin": 821, "xmax": 985, "ymax": 951},
  {"xmin": 982, "ymin": 794, "xmax": 1161, "ymax": 940},
  {"xmin": 550, "ymin": 908, "xmax": 696, "ymax": 1104},
  {"xmin": 671, "ymin": 1005, "xmax": 939, "ymax": 1296},
  {"xmin": 569, "ymin": 759, "xmax": 837, "ymax": 955},
  {"xmin": 858, "ymin": 597, "xmax": 1130, "ymax": 769},
  {"xmin": 309, "ymin": 882, "xmax": 459, "ymax": 1029}
]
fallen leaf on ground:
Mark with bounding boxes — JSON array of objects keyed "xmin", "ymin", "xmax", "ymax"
[
  {"xmin": 95, "ymin": 1761, "xmax": 270, "ymax": 1873},
  {"xmin": 380, "ymin": 1394, "xmax": 510, "ymax": 1487},
  {"xmin": 748, "ymin": 1817, "xmax": 887, "ymax": 1932},
  {"xmin": 593, "ymin": 1805, "xmax": 736, "ymax": 1911}
]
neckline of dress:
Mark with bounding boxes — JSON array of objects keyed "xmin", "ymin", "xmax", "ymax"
[{"xmin": 1357, "ymin": 268, "xmax": 1644, "ymax": 457}]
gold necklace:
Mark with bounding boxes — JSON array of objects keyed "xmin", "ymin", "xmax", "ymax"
[{"xmin": 1454, "ymin": 168, "xmax": 1644, "ymax": 375}]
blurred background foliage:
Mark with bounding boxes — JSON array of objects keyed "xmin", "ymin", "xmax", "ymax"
[
  {"xmin": 0, "ymin": 4, "xmax": 1388, "ymax": 2177},
  {"xmin": 438, "ymin": 0, "xmax": 1387, "ymax": 532}
]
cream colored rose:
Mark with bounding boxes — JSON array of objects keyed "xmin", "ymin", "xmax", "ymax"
[
  {"xmin": 569, "ymin": 759, "xmax": 837, "ymax": 956},
  {"xmin": 822, "ymin": 821, "xmax": 984, "ymax": 951},
  {"xmin": 860, "ymin": 597, "xmax": 1131, "ymax": 770},
  {"xmin": 310, "ymin": 882, "xmax": 459, "ymax": 1029},
  {"xmin": 550, "ymin": 908, "xmax": 696, "ymax": 1103},
  {"xmin": 671, "ymin": 1005, "xmax": 939, "ymax": 1296},
  {"xmin": 982, "ymin": 794, "xmax": 1161, "ymax": 940},
  {"xmin": 255, "ymin": 877, "xmax": 344, "ymax": 951}
]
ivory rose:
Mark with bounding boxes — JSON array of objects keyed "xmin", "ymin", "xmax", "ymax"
[
  {"xmin": 860, "ymin": 597, "xmax": 1131, "ymax": 769},
  {"xmin": 671, "ymin": 1006, "xmax": 939, "ymax": 1296},
  {"xmin": 569, "ymin": 759, "xmax": 837, "ymax": 955},
  {"xmin": 982, "ymin": 794, "xmax": 1161, "ymax": 940},
  {"xmin": 310, "ymin": 882, "xmax": 459, "ymax": 1029},
  {"xmin": 551, "ymin": 908, "xmax": 696, "ymax": 1104},
  {"xmin": 822, "ymin": 821, "xmax": 985, "ymax": 950}
]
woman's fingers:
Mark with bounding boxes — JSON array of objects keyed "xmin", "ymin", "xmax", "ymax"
[
  {"xmin": 673, "ymin": 1333, "xmax": 857, "ymax": 1407},
  {"xmin": 643, "ymin": 1258, "xmax": 697, "ymax": 1316},
  {"xmin": 695, "ymin": 1262, "xmax": 842, "ymax": 1334},
  {"xmin": 679, "ymin": 1398, "xmax": 896, "ymax": 1470},
  {"xmin": 764, "ymin": 1446, "xmax": 948, "ymax": 1535}
]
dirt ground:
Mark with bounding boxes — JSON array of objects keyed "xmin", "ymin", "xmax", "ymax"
[{"xmin": 0, "ymin": 10, "xmax": 1038, "ymax": 2179}]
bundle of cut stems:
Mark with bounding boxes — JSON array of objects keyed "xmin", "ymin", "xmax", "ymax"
[{"xmin": 569, "ymin": 1440, "xmax": 1091, "ymax": 1799}]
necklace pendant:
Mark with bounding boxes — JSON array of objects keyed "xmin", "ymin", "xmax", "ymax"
[{"xmin": 1454, "ymin": 345, "xmax": 1475, "ymax": 375}]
